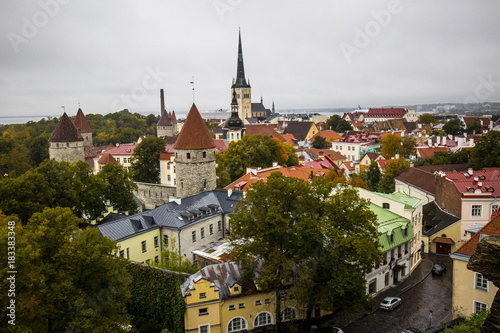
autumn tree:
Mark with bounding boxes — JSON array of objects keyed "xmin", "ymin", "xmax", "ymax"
[
  {"xmin": 381, "ymin": 134, "xmax": 416, "ymax": 159},
  {"xmin": 378, "ymin": 158, "xmax": 411, "ymax": 193},
  {"xmin": 98, "ymin": 163, "xmax": 138, "ymax": 213},
  {"xmin": 0, "ymin": 208, "xmax": 131, "ymax": 332},
  {"xmin": 217, "ymin": 135, "xmax": 298, "ymax": 185},
  {"xmin": 469, "ymin": 131, "xmax": 500, "ymax": 170},
  {"xmin": 230, "ymin": 173, "xmax": 381, "ymax": 328},
  {"xmin": 417, "ymin": 113, "xmax": 438, "ymax": 124},
  {"xmin": 130, "ymin": 137, "xmax": 166, "ymax": 184}
]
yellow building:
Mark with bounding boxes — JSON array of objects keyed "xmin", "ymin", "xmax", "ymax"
[
  {"xmin": 181, "ymin": 262, "xmax": 327, "ymax": 333},
  {"xmin": 450, "ymin": 213, "xmax": 500, "ymax": 319}
]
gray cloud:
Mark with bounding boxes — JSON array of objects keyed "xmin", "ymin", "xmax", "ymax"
[{"xmin": 1, "ymin": 0, "xmax": 500, "ymax": 118}]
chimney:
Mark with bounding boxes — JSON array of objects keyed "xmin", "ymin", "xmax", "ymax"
[
  {"xmin": 468, "ymin": 168, "xmax": 473, "ymax": 175},
  {"xmin": 160, "ymin": 89, "xmax": 165, "ymax": 112}
]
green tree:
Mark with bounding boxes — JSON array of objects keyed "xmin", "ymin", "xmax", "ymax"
[
  {"xmin": 131, "ymin": 137, "xmax": 166, "ymax": 184},
  {"xmin": 218, "ymin": 135, "xmax": 298, "ymax": 184},
  {"xmin": 230, "ymin": 174, "xmax": 381, "ymax": 327},
  {"xmin": 312, "ymin": 135, "xmax": 331, "ymax": 149},
  {"xmin": 378, "ymin": 158, "xmax": 410, "ymax": 193},
  {"xmin": 401, "ymin": 136, "xmax": 416, "ymax": 158},
  {"xmin": 418, "ymin": 113, "xmax": 438, "ymax": 124},
  {"xmin": 28, "ymin": 135, "xmax": 49, "ymax": 167},
  {"xmin": 322, "ymin": 114, "xmax": 353, "ymax": 132},
  {"xmin": 442, "ymin": 118, "xmax": 465, "ymax": 135},
  {"xmin": 153, "ymin": 238, "xmax": 198, "ymax": 274},
  {"xmin": 441, "ymin": 310, "xmax": 488, "ymax": 333},
  {"xmin": 0, "ymin": 208, "xmax": 131, "ymax": 332},
  {"xmin": 469, "ymin": 131, "xmax": 500, "ymax": 170},
  {"xmin": 365, "ymin": 160, "xmax": 381, "ymax": 191},
  {"xmin": 98, "ymin": 163, "xmax": 138, "ymax": 213},
  {"xmin": 466, "ymin": 121, "xmax": 482, "ymax": 135}
]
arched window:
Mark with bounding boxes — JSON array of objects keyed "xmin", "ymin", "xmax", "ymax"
[
  {"xmin": 228, "ymin": 317, "xmax": 247, "ymax": 332},
  {"xmin": 254, "ymin": 312, "xmax": 272, "ymax": 327},
  {"xmin": 281, "ymin": 307, "xmax": 297, "ymax": 322}
]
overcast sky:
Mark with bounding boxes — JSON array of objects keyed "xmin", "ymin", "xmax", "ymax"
[{"xmin": 1, "ymin": 0, "xmax": 500, "ymax": 118}]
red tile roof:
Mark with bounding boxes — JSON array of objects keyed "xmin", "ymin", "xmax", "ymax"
[
  {"xmin": 157, "ymin": 109, "xmax": 172, "ymax": 126},
  {"xmin": 312, "ymin": 130, "xmax": 341, "ymax": 142},
  {"xmin": 73, "ymin": 108, "xmax": 92, "ymax": 133},
  {"xmin": 416, "ymin": 147, "xmax": 448, "ymax": 158},
  {"xmin": 104, "ymin": 143, "xmax": 137, "ymax": 156},
  {"xmin": 454, "ymin": 213, "xmax": 500, "ymax": 256},
  {"xmin": 49, "ymin": 113, "xmax": 84, "ymax": 142},
  {"xmin": 439, "ymin": 169, "xmax": 500, "ymax": 198},
  {"xmin": 366, "ymin": 108, "xmax": 407, "ymax": 117},
  {"xmin": 432, "ymin": 237, "xmax": 455, "ymax": 244},
  {"xmin": 97, "ymin": 153, "xmax": 118, "ymax": 165},
  {"xmin": 174, "ymin": 104, "xmax": 215, "ymax": 149},
  {"xmin": 245, "ymin": 124, "xmax": 285, "ymax": 141}
]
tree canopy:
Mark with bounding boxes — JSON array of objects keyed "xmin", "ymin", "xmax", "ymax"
[
  {"xmin": 311, "ymin": 135, "xmax": 331, "ymax": 149},
  {"xmin": 0, "ymin": 208, "xmax": 131, "ymax": 332},
  {"xmin": 229, "ymin": 173, "xmax": 381, "ymax": 324},
  {"xmin": 0, "ymin": 159, "xmax": 137, "ymax": 222},
  {"xmin": 380, "ymin": 134, "xmax": 416, "ymax": 159},
  {"xmin": 130, "ymin": 137, "xmax": 166, "ymax": 184},
  {"xmin": 322, "ymin": 114, "xmax": 353, "ymax": 132},
  {"xmin": 217, "ymin": 135, "xmax": 298, "ymax": 186},
  {"xmin": 469, "ymin": 130, "xmax": 500, "ymax": 170},
  {"xmin": 417, "ymin": 113, "xmax": 439, "ymax": 124},
  {"xmin": 442, "ymin": 118, "xmax": 465, "ymax": 135},
  {"xmin": 377, "ymin": 158, "xmax": 411, "ymax": 193}
]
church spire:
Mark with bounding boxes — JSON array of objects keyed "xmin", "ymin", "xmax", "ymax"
[{"xmin": 233, "ymin": 29, "xmax": 250, "ymax": 88}]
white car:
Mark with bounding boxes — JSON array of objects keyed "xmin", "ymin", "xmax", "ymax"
[{"xmin": 379, "ymin": 296, "xmax": 402, "ymax": 311}]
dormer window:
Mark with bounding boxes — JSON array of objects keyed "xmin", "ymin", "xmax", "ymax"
[
  {"xmin": 383, "ymin": 203, "xmax": 390, "ymax": 209},
  {"xmin": 388, "ymin": 233, "xmax": 394, "ymax": 243}
]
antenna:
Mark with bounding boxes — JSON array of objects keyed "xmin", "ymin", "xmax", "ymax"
[
  {"xmin": 190, "ymin": 76, "xmax": 195, "ymax": 103},
  {"xmin": 61, "ymin": 106, "xmax": 66, "ymax": 113}
]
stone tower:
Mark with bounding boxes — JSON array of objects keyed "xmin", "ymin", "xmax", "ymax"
[
  {"xmin": 157, "ymin": 89, "xmax": 178, "ymax": 138},
  {"xmin": 231, "ymin": 29, "xmax": 252, "ymax": 121},
  {"xmin": 222, "ymin": 90, "xmax": 245, "ymax": 142},
  {"xmin": 73, "ymin": 108, "xmax": 93, "ymax": 146},
  {"xmin": 174, "ymin": 103, "xmax": 216, "ymax": 198},
  {"xmin": 48, "ymin": 112, "xmax": 85, "ymax": 163}
]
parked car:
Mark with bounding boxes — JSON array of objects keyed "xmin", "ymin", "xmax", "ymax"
[
  {"xmin": 432, "ymin": 263, "xmax": 447, "ymax": 276},
  {"xmin": 379, "ymin": 296, "xmax": 402, "ymax": 311}
]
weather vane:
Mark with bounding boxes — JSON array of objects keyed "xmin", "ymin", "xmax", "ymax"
[
  {"xmin": 61, "ymin": 106, "xmax": 65, "ymax": 112},
  {"xmin": 190, "ymin": 76, "xmax": 195, "ymax": 103}
]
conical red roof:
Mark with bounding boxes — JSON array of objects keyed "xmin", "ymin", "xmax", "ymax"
[
  {"xmin": 49, "ymin": 113, "xmax": 83, "ymax": 142},
  {"xmin": 157, "ymin": 109, "xmax": 172, "ymax": 126},
  {"xmin": 73, "ymin": 108, "xmax": 92, "ymax": 133},
  {"xmin": 174, "ymin": 104, "xmax": 215, "ymax": 149}
]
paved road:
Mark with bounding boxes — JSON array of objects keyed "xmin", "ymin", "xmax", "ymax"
[{"xmin": 343, "ymin": 254, "xmax": 453, "ymax": 333}]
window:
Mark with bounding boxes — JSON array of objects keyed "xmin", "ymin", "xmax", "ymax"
[
  {"xmin": 119, "ymin": 250, "xmax": 124, "ymax": 258},
  {"xmin": 154, "ymin": 236, "xmax": 159, "ymax": 248},
  {"xmin": 255, "ymin": 312, "xmax": 272, "ymax": 327},
  {"xmin": 255, "ymin": 300, "xmax": 262, "ymax": 306},
  {"xmin": 385, "ymin": 272, "xmax": 390, "ymax": 286},
  {"xmin": 265, "ymin": 298, "xmax": 271, "ymax": 304},
  {"xmin": 228, "ymin": 317, "xmax": 246, "ymax": 332},
  {"xmin": 228, "ymin": 305, "xmax": 235, "ymax": 310},
  {"xmin": 492, "ymin": 204, "xmax": 499, "ymax": 213},
  {"xmin": 472, "ymin": 205, "xmax": 482, "ymax": 217},
  {"xmin": 201, "ymin": 227, "xmax": 205, "ymax": 239},
  {"xmin": 209, "ymin": 224, "xmax": 213, "ymax": 235},
  {"xmin": 368, "ymin": 279, "xmax": 376, "ymax": 294},
  {"xmin": 218, "ymin": 221, "xmax": 222, "ymax": 231},
  {"xmin": 141, "ymin": 241, "xmax": 147, "ymax": 253},
  {"xmin": 281, "ymin": 308, "xmax": 297, "ymax": 322},
  {"xmin": 199, "ymin": 292, "xmax": 206, "ymax": 299},
  {"xmin": 154, "ymin": 255, "xmax": 159, "ymax": 263},
  {"xmin": 126, "ymin": 248, "xmax": 130, "ymax": 259},
  {"xmin": 403, "ymin": 228, "xmax": 408, "ymax": 237},
  {"xmin": 388, "ymin": 234, "xmax": 394, "ymax": 243},
  {"xmin": 383, "ymin": 202, "xmax": 390, "ymax": 209},
  {"xmin": 187, "ymin": 153, "xmax": 191, "ymax": 159},
  {"xmin": 234, "ymin": 286, "xmax": 239, "ymax": 292},
  {"xmin": 192, "ymin": 231, "xmax": 196, "ymax": 242},
  {"xmin": 474, "ymin": 301, "xmax": 488, "ymax": 313},
  {"xmin": 203, "ymin": 151, "xmax": 206, "ymax": 158},
  {"xmin": 199, "ymin": 325, "xmax": 209, "ymax": 333},
  {"xmin": 475, "ymin": 272, "xmax": 488, "ymax": 290},
  {"xmin": 238, "ymin": 303, "xmax": 245, "ymax": 309},
  {"xmin": 163, "ymin": 235, "xmax": 169, "ymax": 247},
  {"xmin": 198, "ymin": 308, "xmax": 208, "ymax": 316}
]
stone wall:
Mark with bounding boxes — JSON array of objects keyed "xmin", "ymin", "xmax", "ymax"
[
  {"xmin": 134, "ymin": 182, "xmax": 176, "ymax": 209},
  {"xmin": 175, "ymin": 148, "xmax": 216, "ymax": 198},
  {"xmin": 48, "ymin": 141, "xmax": 85, "ymax": 163},
  {"xmin": 435, "ymin": 175, "xmax": 462, "ymax": 217}
]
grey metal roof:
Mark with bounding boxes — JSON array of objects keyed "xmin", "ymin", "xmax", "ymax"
[
  {"xmin": 180, "ymin": 262, "xmax": 243, "ymax": 298},
  {"xmin": 98, "ymin": 189, "xmax": 243, "ymax": 241}
]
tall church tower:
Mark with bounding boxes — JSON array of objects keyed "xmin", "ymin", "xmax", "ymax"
[
  {"xmin": 174, "ymin": 103, "xmax": 216, "ymax": 198},
  {"xmin": 231, "ymin": 29, "xmax": 252, "ymax": 121},
  {"xmin": 48, "ymin": 112, "xmax": 85, "ymax": 163},
  {"xmin": 73, "ymin": 108, "xmax": 93, "ymax": 146}
]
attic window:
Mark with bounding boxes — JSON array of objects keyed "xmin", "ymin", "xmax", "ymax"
[
  {"xmin": 464, "ymin": 173, "xmax": 471, "ymax": 177},
  {"xmin": 480, "ymin": 175, "xmax": 486, "ymax": 180},
  {"xmin": 468, "ymin": 187, "xmax": 475, "ymax": 192},
  {"xmin": 388, "ymin": 233, "xmax": 394, "ymax": 243},
  {"xmin": 382, "ymin": 203, "xmax": 390, "ymax": 209},
  {"xmin": 131, "ymin": 219, "xmax": 143, "ymax": 230},
  {"xmin": 487, "ymin": 187, "xmax": 494, "ymax": 192}
]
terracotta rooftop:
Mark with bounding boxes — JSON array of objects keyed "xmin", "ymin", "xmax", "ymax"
[
  {"xmin": 366, "ymin": 108, "xmax": 407, "ymax": 117},
  {"xmin": 283, "ymin": 121, "xmax": 315, "ymax": 141},
  {"xmin": 416, "ymin": 146, "xmax": 448, "ymax": 158},
  {"xmin": 49, "ymin": 112, "xmax": 84, "ymax": 142},
  {"xmin": 454, "ymin": 213, "xmax": 500, "ymax": 257},
  {"xmin": 104, "ymin": 143, "xmax": 137, "ymax": 156},
  {"xmin": 174, "ymin": 104, "xmax": 215, "ymax": 150},
  {"xmin": 98, "ymin": 153, "xmax": 118, "ymax": 165},
  {"xmin": 245, "ymin": 124, "xmax": 285, "ymax": 141},
  {"xmin": 311, "ymin": 130, "xmax": 341, "ymax": 142},
  {"xmin": 73, "ymin": 108, "xmax": 92, "ymax": 133},
  {"xmin": 438, "ymin": 168, "xmax": 500, "ymax": 198}
]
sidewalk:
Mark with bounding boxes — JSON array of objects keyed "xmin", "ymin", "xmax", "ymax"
[{"xmin": 317, "ymin": 256, "xmax": 434, "ymax": 330}]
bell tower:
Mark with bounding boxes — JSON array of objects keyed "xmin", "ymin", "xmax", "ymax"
[{"xmin": 231, "ymin": 29, "xmax": 252, "ymax": 121}]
